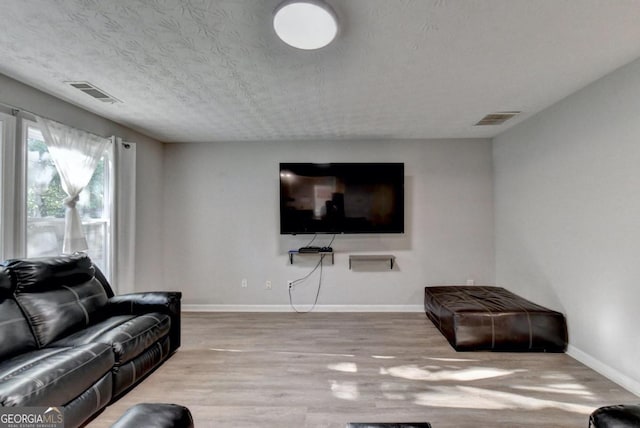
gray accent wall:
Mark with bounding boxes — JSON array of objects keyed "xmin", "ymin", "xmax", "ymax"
[
  {"xmin": 162, "ymin": 139, "xmax": 495, "ymax": 308},
  {"xmin": 493, "ymin": 58, "xmax": 640, "ymax": 394}
]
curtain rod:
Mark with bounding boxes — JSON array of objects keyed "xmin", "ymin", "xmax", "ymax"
[
  {"xmin": 0, "ymin": 100, "xmax": 111, "ymax": 140},
  {"xmin": 0, "ymin": 101, "xmax": 36, "ymax": 121}
]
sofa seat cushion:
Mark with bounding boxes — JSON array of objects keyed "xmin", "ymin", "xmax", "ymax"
[
  {"xmin": 63, "ymin": 372, "xmax": 112, "ymax": 428},
  {"xmin": 113, "ymin": 336, "xmax": 171, "ymax": 397},
  {"xmin": 0, "ymin": 342, "xmax": 113, "ymax": 407},
  {"xmin": 53, "ymin": 313, "xmax": 171, "ymax": 365}
]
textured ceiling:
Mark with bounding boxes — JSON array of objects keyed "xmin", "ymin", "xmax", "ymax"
[{"xmin": 1, "ymin": 0, "xmax": 640, "ymax": 143}]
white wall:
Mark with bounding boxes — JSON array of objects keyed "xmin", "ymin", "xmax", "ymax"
[
  {"xmin": 0, "ymin": 73, "xmax": 165, "ymax": 292},
  {"xmin": 163, "ymin": 138, "xmax": 494, "ymax": 309},
  {"xmin": 493, "ymin": 58, "xmax": 640, "ymax": 394}
]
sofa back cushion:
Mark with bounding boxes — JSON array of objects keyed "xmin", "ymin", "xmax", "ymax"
[
  {"xmin": 6, "ymin": 255, "xmax": 109, "ymax": 347},
  {"xmin": 6, "ymin": 254, "xmax": 95, "ymax": 293},
  {"xmin": 0, "ymin": 267, "xmax": 38, "ymax": 360}
]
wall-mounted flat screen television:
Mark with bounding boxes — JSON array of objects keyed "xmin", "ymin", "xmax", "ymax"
[{"xmin": 280, "ymin": 163, "xmax": 404, "ymax": 234}]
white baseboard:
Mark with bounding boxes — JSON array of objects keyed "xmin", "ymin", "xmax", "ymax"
[
  {"xmin": 567, "ymin": 344, "xmax": 640, "ymax": 397},
  {"xmin": 182, "ymin": 304, "xmax": 424, "ymax": 313}
]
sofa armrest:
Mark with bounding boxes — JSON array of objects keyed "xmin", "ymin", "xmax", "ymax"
[
  {"xmin": 107, "ymin": 292, "xmax": 181, "ymax": 316},
  {"xmin": 105, "ymin": 292, "xmax": 182, "ymax": 352}
]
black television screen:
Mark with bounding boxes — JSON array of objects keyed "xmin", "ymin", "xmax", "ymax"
[{"xmin": 280, "ymin": 163, "xmax": 404, "ymax": 234}]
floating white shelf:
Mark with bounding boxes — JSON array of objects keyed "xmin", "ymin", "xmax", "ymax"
[{"xmin": 348, "ymin": 254, "xmax": 395, "ymax": 270}]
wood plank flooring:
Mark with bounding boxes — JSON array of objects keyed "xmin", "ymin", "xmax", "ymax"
[{"xmin": 88, "ymin": 313, "xmax": 637, "ymax": 428}]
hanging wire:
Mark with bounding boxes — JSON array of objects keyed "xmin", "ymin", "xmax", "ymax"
[{"xmin": 288, "ymin": 254, "xmax": 325, "ymax": 313}]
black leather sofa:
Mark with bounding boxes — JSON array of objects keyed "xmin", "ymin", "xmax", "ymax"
[{"xmin": 0, "ymin": 254, "xmax": 181, "ymax": 427}]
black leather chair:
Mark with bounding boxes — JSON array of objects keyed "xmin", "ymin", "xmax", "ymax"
[
  {"xmin": 111, "ymin": 403, "xmax": 194, "ymax": 428},
  {"xmin": 589, "ymin": 404, "xmax": 640, "ymax": 427}
]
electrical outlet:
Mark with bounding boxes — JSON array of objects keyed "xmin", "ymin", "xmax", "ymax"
[
  {"xmin": 266, "ymin": 280, "xmax": 272, "ymax": 289},
  {"xmin": 466, "ymin": 279, "xmax": 475, "ymax": 286},
  {"xmin": 241, "ymin": 279, "xmax": 248, "ymax": 288}
]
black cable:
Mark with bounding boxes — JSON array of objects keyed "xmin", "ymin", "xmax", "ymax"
[
  {"xmin": 288, "ymin": 254, "xmax": 325, "ymax": 313},
  {"xmin": 288, "ymin": 234, "xmax": 335, "ymax": 313},
  {"xmin": 289, "ymin": 255, "xmax": 323, "ymax": 285},
  {"xmin": 303, "ymin": 233, "xmax": 318, "ymax": 248},
  {"xmin": 302, "ymin": 233, "xmax": 335, "ymax": 249}
]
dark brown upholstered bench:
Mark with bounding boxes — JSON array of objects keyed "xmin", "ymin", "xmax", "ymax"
[
  {"xmin": 589, "ymin": 404, "xmax": 640, "ymax": 427},
  {"xmin": 424, "ymin": 286, "xmax": 567, "ymax": 352},
  {"xmin": 111, "ymin": 403, "xmax": 193, "ymax": 428}
]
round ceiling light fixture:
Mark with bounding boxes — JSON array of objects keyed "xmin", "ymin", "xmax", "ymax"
[{"xmin": 273, "ymin": 0, "xmax": 338, "ymax": 50}]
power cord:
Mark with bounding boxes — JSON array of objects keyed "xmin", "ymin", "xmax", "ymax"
[
  {"xmin": 288, "ymin": 254, "xmax": 324, "ymax": 313},
  {"xmin": 325, "ymin": 233, "xmax": 336, "ymax": 248},
  {"xmin": 288, "ymin": 234, "xmax": 335, "ymax": 313},
  {"xmin": 303, "ymin": 233, "xmax": 318, "ymax": 248}
]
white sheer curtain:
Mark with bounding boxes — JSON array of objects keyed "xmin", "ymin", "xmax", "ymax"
[{"xmin": 36, "ymin": 116, "xmax": 110, "ymax": 254}]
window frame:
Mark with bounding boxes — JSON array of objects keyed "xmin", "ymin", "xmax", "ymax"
[
  {"xmin": 21, "ymin": 118, "xmax": 113, "ymax": 275},
  {"xmin": 0, "ymin": 107, "xmax": 123, "ymax": 284},
  {"xmin": 0, "ymin": 110, "xmax": 18, "ymax": 260}
]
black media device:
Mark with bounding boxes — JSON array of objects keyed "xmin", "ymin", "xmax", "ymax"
[
  {"xmin": 298, "ymin": 246, "xmax": 321, "ymax": 253},
  {"xmin": 280, "ymin": 163, "xmax": 404, "ymax": 235}
]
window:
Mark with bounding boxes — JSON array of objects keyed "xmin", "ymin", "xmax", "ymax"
[{"xmin": 25, "ymin": 122, "xmax": 112, "ymax": 275}]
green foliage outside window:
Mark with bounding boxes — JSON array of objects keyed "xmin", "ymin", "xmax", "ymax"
[{"xmin": 27, "ymin": 136, "xmax": 106, "ymax": 219}]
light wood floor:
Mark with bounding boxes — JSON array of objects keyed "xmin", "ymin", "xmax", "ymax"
[{"xmin": 88, "ymin": 313, "xmax": 637, "ymax": 428}]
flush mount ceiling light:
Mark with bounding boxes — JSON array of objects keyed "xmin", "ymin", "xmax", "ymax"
[{"xmin": 273, "ymin": 0, "xmax": 338, "ymax": 50}]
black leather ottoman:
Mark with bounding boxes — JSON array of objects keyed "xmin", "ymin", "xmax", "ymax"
[
  {"xmin": 111, "ymin": 403, "xmax": 194, "ymax": 428},
  {"xmin": 424, "ymin": 286, "xmax": 567, "ymax": 352},
  {"xmin": 589, "ymin": 404, "xmax": 640, "ymax": 427}
]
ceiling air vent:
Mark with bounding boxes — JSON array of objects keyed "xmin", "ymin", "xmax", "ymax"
[
  {"xmin": 475, "ymin": 111, "xmax": 520, "ymax": 126},
  {"xmin": 67, "ymin": 81, "xmax": 121, "ymax": 104}
]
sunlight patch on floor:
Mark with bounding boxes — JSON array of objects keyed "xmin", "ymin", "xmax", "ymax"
[
  {"xmin": 328, "ymin": 362, "xmax": 358, "ymax": 373},
  {"xmin": 541, "ymin": 373, "xmax": 575, "ymax": 381},
  {"xmin": 209, "ymin": 348, "xmax": 244, "ymax": 353},
  {"xmin": 413, "ymin": 385, "xmax": 595, "ymax": 414},
  {"xmin": 330, "ymin": 380, "xmax": 360, "ymax": 400},
  {"xmin": 384, "ymin": 364, "xmax": 522, "ymax": 382},
  {"xmin": 383, "ymin": 392, "xmax": 407, "ymax": 400},
  {"xmin": 425, "ymin": 356, "xmax": 480, "ymax": 362},
  {"xmin": 208, "ymin": 348, "xmax": 355, "ymax": 358},
  {"xmin": 381, "ymin": 381, "xmax": 409, "ymax": 401},
  {"xmin": 511, "ymin": 383, "xmax": 594, "ymax": 397}
]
